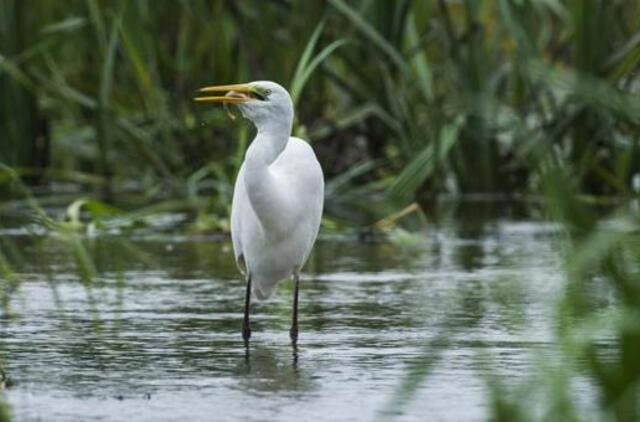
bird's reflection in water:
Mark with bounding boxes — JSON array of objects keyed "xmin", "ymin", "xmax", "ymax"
[{"xmin": 234, "ymin": 343, "xmax": 315, "ymax": 394}]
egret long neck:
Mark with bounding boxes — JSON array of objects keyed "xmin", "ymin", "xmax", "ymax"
[
  {"xmin": 243, "ymin": 118, "xmax": 292, "ymax": 235},
  {"xmin": 251, "ymin": 117, "xmax": 291, "ymax": 164}
]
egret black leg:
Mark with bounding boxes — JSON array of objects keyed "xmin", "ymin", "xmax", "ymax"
[
  {"xmin": 243, "ymin": 273, "xmax": 252, "ymax": 343},
  {"xmin": 290, "ymin": 271, "xmax": 300, "ymax": 344}
]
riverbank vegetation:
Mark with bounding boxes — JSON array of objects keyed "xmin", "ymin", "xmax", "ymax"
[
  {"xmin": 2, "ymin": 1, "xmax": 639, "ymax": 224},
  {"xmin": 1, "ymin": 0, "xmax": 639, "ymax": 420}
]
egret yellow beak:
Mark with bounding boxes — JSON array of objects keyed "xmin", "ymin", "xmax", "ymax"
[{"xmin": 194, "ymin": 83, "xmax": 253, "ymax": 104}]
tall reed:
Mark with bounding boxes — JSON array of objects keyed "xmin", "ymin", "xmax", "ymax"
[{"xmin": 1, "ymin": 0, "xmax": 637, "ymax": 220}]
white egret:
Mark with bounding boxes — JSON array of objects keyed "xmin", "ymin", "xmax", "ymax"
[{"xmin": 195, "ymin": 81, "xmax": 324, "ymax": 344}]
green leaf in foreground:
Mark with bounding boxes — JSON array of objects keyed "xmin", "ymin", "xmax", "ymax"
[{"xmin": 0, "ymin": 400, "xmax": 10, "ymax": 422}]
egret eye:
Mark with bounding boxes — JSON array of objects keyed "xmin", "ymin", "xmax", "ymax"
[{"xmin": 251, "ymin": 87, "xmax": 271, "ymax": 101}]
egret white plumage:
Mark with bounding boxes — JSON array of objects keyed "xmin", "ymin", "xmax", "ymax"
[{"xmin": 195, "ymin": 81, "xmax": 324, "ymax": 344}]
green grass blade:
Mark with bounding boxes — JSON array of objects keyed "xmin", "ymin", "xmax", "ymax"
[
  {"xmin": 388, "ymin": 115, "xmax": 465, "ymax": 201},
  {"xmin": 290, "ymin": 20, "xmax": 325, "ymax": 91},
  {"xmin": 291, "ymin": 39, "xmax": 349, "ymax": 107},
  {"xmin": 329, "ymin": 0, "xmax": 408, "ymax": 73},
  {"xmin": 405, "ymin": 11, "xmax": 433, "ymax": 101}
]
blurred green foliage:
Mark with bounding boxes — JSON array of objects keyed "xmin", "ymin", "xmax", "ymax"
[
  {"xmin": 0, "ymin": 401, "xmax": 9, "ymax": 422},
  {"xmin": 1, "ymin": 0, "xmax": 639, "ymax": 223},
  {"xmin": 482, "ymin": 163, "xmax": 640, "ymax": 421}
]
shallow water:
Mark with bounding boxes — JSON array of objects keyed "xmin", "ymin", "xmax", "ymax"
[{"xmin": 0, "ymin": 205, "xmax": 587, "ymax": 421}]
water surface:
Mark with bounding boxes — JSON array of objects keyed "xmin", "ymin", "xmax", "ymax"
[{"xmin": 0, "ymin": 204, "xmax": 580, "ymax": 421}]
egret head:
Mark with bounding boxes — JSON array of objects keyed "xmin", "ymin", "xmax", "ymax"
[{"xmin": 195, "ymin": 81, "xmax": 293, "ymax": 131}]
